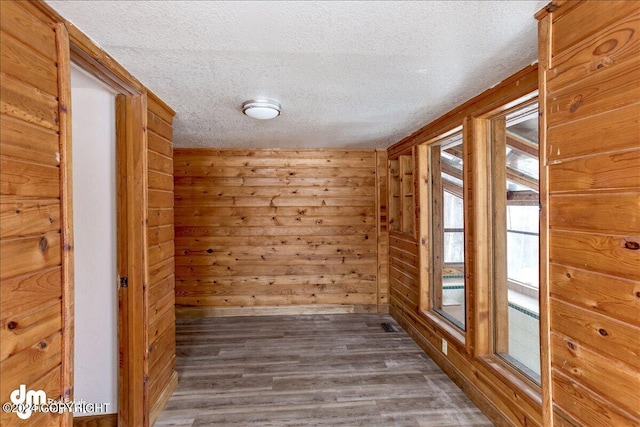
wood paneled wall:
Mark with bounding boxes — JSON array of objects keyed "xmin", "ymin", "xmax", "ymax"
[
  {"xmin": 1, "ymin": 2, "xmax": 177, "ymax": 426},
  {"xmin": 1, "ymin": 2, "xmax": 68, "ymax": 425},
  {"xmin": 538, "ymin": 1, "xmax": 640, "ymax": 425},
  {"xmin": 146, "ymin": 93, "xmax": 177, "ymax": 426},
  {"xmin": 174, "ymin": 149, "xmax": 383, "ymax": 317},
  {"xmin": 386, "ymin": 65, "xmax": 541, "ymax": 427}
]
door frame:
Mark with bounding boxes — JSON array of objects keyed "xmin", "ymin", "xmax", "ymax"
[{"xmin": 57, "ymin": 21, "xmax": 149, "ymax": 427}]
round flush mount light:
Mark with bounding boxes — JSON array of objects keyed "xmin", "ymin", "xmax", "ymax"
[{"xmin": 242, "ymin": 99, "xmax": 281, "ymax": 120}]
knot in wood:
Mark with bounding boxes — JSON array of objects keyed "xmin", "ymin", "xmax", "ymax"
[
  {"xmin": 568, "ymin": 96, "xmax": 583, "ymax": 113},
  {"xmin": 39, "ymin": 236, "xmax": 49, "ymax": 252},
  {"xmin": 624, "ymin": 240, "xmax": 639, "ymax": 250},
  {"xmin": 593, "ymin": 39, "xmax": 618, "ymax": 55}
]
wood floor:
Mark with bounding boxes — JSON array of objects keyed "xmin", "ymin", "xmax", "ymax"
[{"xmin": 155, "ymin": 314, "xmax": 492, "ymax": 426}]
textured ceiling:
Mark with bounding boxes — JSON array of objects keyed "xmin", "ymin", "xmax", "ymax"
[{"xmin": 46, "ymin": 1, "xmax": 547, "ymax": 149}]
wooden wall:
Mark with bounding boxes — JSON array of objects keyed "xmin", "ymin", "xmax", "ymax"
[
  {"xmin": 538, "ymin": 1, "xmax": 640, "ymax": 425},
  {"xmin": 174, "ymin": 149, "xmax": 383, "ymax": 317},
  {"xmin": 386, "ymin": 65, "xmax": 542, "ymax": 427},
  {"xmin": 146, "ymin": 93, "xmax": 177, "ymax": 426},
  {"xmin": 1, "ymin": 2, "xmax": 69, "ymax": 425},
  {"xmin": 0, "ymin": 2, "xmax": 177, "ymax": 426}
]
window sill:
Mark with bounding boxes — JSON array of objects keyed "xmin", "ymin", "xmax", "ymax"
[
  {"xmin": 422, "ymin": 310, "xmax": 466, "ymax": 347},
  {"xmin": 477, "ymin": 354, "xmax": 542, "ymax": 408}
]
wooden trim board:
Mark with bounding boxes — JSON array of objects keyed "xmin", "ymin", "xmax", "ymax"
[
  {"xmin": 177, "ymin": 304, "xmax": 379, "ymax": 318},
  {"xmin": 72, "ymin": 413, "xmax": 117, "ymax": 427}
]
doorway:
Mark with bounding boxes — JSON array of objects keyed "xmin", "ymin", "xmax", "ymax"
[{"xmin": 70, "ymin": 64, "xmax": 119, "ymax": 419}]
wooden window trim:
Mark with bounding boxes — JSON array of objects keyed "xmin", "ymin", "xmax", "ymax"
[
  {"xmin": 400, "ymin": 154, "xmax": 415, "ymax": 235},
  {"xmin": 491, "ymin": 117, "xmax": 510, "ymax": 355},
  {"xmin": 388, "ymin": 159, "xmax": 401, "ymax": 233},
  {"xmin": 423, "ymin": 310, "xmax": 466, "ymax": 346},
  {"xmin": 417, "ymin": 125, "xmax": 467, "ymax": 345},
  {"xmin": 472, "ymin": 96, "xmax": 543, "ymax": 405},
  {"xmin": 477, "ymin": 354, "xmax": 543, "ymax": 407},
  {"xmin": 388, "ymin": 149, "xmax": 416, "ymax": 237}
]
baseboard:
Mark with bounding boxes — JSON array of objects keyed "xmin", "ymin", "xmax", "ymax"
[
  {"xmin": 149, "ymin": 370, "xmax": 178, "ymax": 426},
  {"xmin": 176, "ymin": 304, "xmax": 380, "ymax": 318},
  {"xmin": 73, "ymin": 413, "xmax": 117, "ymax": 427},
  {"xmin": 389, "ymin": 305, "xmax": 513, "ymax": 427}
]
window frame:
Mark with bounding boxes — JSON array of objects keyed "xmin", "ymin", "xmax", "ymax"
[
  {"xmin": 388, "ymin": 149, "xmax": 415, "ymax": 237},
  {"xmin": 418, "ymin": 125, "xmax": 468, "ymax": 345},
  {"xmin": 473, "ymin": 95, "xmax": 543, "ymax": 394}
]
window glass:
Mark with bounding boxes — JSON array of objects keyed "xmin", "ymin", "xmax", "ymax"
[
  {"xmin": 491, "ymin": 104, "xmax": 540, "ymax": 382},
  {"xmin": 507, "ymin": 205, "xmax": 539, "ymax": 287},
  {"xmin": 430, "ymin": 131, "xmax": 466, "ymax": 330},
  {"xmin": 443, "ymin": 192, "xmax": 464, "ymax": 264}
]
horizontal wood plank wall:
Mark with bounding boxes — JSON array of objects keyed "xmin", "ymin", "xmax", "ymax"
[
  {"xmin": 538, "ymin": 1, "xmax": 640, "ymax": 426},
  {"xmin": 174, "ymin": 149, "xmax": 379, "ymax": 317},
  {"xmin": 376, "ymin": 149, "xmax": 389, "ymax": 312},
  {"xmin": 0, "ymin": 2, "xmax": 65, "ymax": 426},
  {"xmin": 386, "ymin": 64, "xmax": 541, "ymax": 427},
  {"xmin": 146, "ymin": 92, "xmax": 177, "ymax": 426}
]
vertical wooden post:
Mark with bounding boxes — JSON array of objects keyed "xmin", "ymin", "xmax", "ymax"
[
  {"xmin": 430, "ymin": 147, "xmax": 444, "ymax": 312},
  {"xmin": 471, "ymin": 118, "xmax": 490, "ymax": 356},
  {"xmin": 116, "ymin": 95, "xmax": 130, "ymax": 427},
  {"xmin": 537, "ymin": 10, "xmax": 553, "ymax": 427},
  {"xmin": 491, "ymin": 118, "xmax": 509, "ymax": 355},
  {"xmin": 56, "ymin": 21, "xmax": 74, "ymax": 427},
  {"xmin": 417, "ymin": 144, "xmax": 431, "ymax": 313},
  {"xmin": 399, "ymin": 155, "xmax": 414, "ymax": 235},
  {"xmin": 388, "ymin": 159, "xmax": 400, "ymax": 232},
  {"xmin": 375, "ymin": 149, "xmax": 389, "ymax": 312},
  {"xmin": 375, "ymin": 150, "xmax": 381, "ymax": 310},
  {"xmin": 125, "ymin": 93, "xmax": 149, "ymax": 427},
  {"xmin": 462, "ymin": 117, "xmax": 473, "ymax": 352}
]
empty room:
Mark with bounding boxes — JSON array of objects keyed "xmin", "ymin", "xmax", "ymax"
[{"xmin": 0, "ymin": 0, "xmax": 638, "ymax": 426}]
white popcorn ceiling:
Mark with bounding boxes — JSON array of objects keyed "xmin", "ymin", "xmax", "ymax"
[{"xmin": 46, "ymin": 1, "xmax": 547, "ymax": 149}]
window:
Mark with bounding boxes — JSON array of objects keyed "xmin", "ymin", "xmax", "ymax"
[
  {"xmin": 429, "ymin": 130, "xmax": 466, "ymax": 330},
  {"xmin": 388, "ymin": 153, "xmax": 415, "ymax": 235},
  {"xmin": 490, "ymin": 103, "xmax": 540, "ymax": 382}
]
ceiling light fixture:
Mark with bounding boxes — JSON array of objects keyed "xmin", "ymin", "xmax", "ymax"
[{"xmin": 242, "ymin": 99, "xmax": 281, "ymax": 120}]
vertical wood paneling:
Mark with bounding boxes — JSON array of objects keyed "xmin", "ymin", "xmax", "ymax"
[
  {"xmin": 539, "ymin": 1, "xmax": 640, "ymax": 425},
  {"xmin": 0, "ymin": 3, "xmax": 65, "ymax": 426},
  {"xmin": 174, "ymin": 149, "xmax": 379, "ymax": 317},
  {"xmin": 146, "ymin": 92, "xmax": 177, "ymax": 426}
]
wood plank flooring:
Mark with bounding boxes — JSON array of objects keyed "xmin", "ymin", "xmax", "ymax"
[{"xmin": 155, "ymin": 314, "xmax": 492, "ymax": 426}]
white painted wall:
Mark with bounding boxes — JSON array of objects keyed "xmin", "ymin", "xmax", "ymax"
[{"xmin": 71, "ymin": 65, "xmax": 118, "ymax": 415}]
